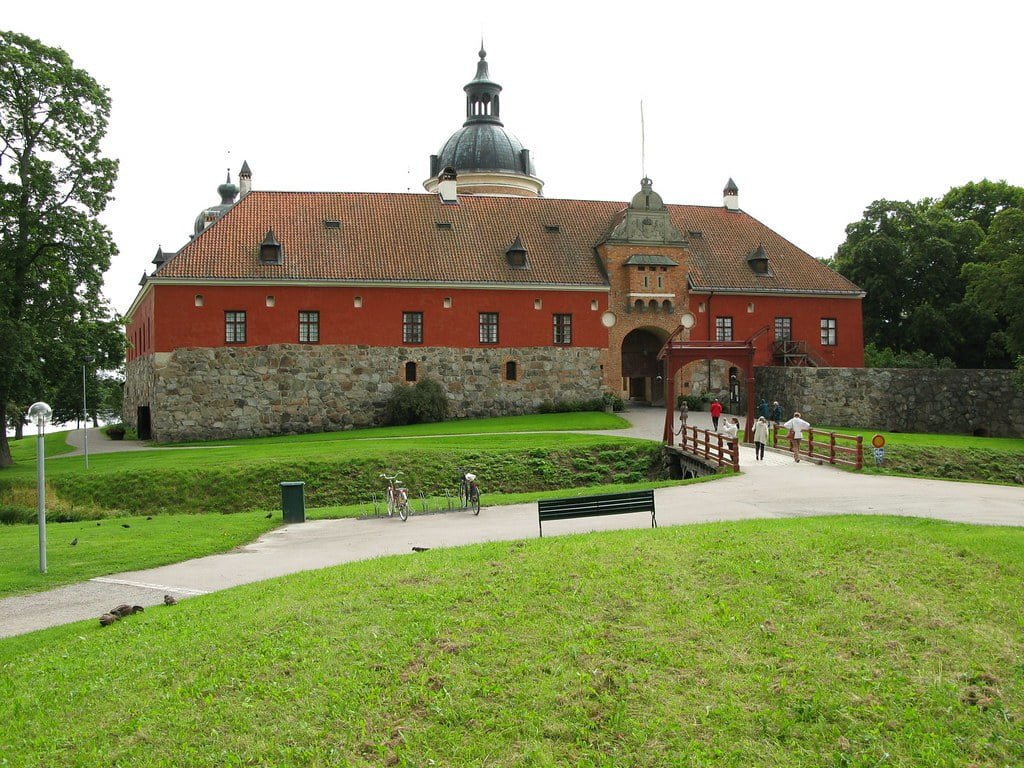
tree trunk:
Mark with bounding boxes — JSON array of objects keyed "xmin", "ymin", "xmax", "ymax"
[{"xmin": 0, "ymin": 401, "xmax": 12, "ymax": 467}]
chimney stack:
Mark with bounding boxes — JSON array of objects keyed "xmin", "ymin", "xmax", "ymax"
[
  {"xmin": 239, "ymin": 160, "xmax": 252, "ymax": 197},
  {"xmin": 438, "ymin": 167, "xmax": 458, "ymax": 204},
  {"xmin": 723, "ymin": 177, "xmax": 739, "ymax": 211}
]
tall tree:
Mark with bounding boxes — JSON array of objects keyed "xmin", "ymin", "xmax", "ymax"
[
  {"xmin": 0, "ymin": 31, "xmax": 121, "ymax": 467},
  {"xmin": 961, "ymin": 206, "xmax": 1024, "ymax": 358},
  {"xmin": 936, "ymin": 179, "xmax": 1024, "ymax": 232},
  {"xmin": 832, "ymin": 199, "xmax": 982, "ymax": 362}
]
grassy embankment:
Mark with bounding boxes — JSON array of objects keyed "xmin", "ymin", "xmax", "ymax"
[
  {"xmin": 0, "ymin": 412, "xmax": 661, "ymax": 519},
  {"xmin": 1, "ymin": 412, "xmax": 705, "ymax": 597},
  {"xmin": 1, "ymin": 516, "xmax": 1020, "ymax": 767},
  {"xmin": 780, "ymin": 426, "xmax": 1024, "ymax": 485}
]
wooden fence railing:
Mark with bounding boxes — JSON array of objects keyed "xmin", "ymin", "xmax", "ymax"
[
  {"xmin": 772, "ymin": 427, "xmax": 863, "ymax": 469},
  {"xmin": 678, "ymin": 426, "xmax": 740, "ymax": 472}
]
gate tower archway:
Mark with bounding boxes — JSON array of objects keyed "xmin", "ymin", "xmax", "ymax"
[{"xmin": 657, "ymin": 326, "xmax": 767, "ymax": 444}]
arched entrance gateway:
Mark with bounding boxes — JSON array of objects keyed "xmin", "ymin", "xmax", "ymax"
[
  {"xmin": 621, "ymin": 328, "xmax": 668, "ymax": 405},
  {"xmin": 657, "ymin": 321, "xmax": 764, "ymax": 445}
]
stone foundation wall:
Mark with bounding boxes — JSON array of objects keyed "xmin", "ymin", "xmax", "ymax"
[
  {"xmin": 123, "ymin": 354, "xmax": 156, "ymax": 427},
  {"xmin": 756, "ymin": 367, "xmax": 1024, "ymax": 437},
  {"xmin": 126, "ymin": 344, "xmax": 605, "ymax": 442}
]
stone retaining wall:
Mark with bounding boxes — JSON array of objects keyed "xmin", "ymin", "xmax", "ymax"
[
  {"xmin": 124, "ymin": 344, "xmax": 604, "ymax": 442},
  {"xmin": 756, "ymin": 367, "xmax": 1024, "ymax": 437}
]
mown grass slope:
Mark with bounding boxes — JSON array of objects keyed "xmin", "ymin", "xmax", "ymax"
[{"xmin": 2, "ymin": 517, "xmax": 1022, "ymax": 767}]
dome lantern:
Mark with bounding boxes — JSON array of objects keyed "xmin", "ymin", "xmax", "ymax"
[{"xmin": 425, "ymin": 45, "xmax": 543, "ymax": 198}]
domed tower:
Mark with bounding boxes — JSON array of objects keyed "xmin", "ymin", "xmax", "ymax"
[
  {"xmin": 424, "ymin": 45, "xmax": 543, "ymax": 198},
  {"xmin": 194, "ymin": 169, "xmax": 240, "ymax": 235}
]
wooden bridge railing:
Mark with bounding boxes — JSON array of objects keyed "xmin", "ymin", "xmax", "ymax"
[
  {"xmin": 677, "ymin": 426, "xmax": 740, "ymax": 472},
  {"xmin": 772, "ymin": 427, "xmax": 863, "ymax": 469}
]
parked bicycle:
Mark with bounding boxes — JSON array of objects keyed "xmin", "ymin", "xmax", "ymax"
[
  {"xmin": 459, "ymin": 470, "xmax": 481, "ymax": 515},
  {"xmin": 379, "ymin": 471, "xmax": 409, "ymax": 521}
]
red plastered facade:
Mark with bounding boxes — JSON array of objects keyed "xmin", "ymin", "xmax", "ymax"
[{"xmin": 132, "ymin": 283, "xmax": 609, "ymax": 353}]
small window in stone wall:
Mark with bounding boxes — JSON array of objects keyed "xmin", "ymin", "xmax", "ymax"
[
  {"xmin": 195, "ymin": 294, "xmax": 204, "ymax": 307},
  {"xmin": 506, "ymin": 361, "xmax": 518, "ymax": 381},
  {"xmin": 405, "ymin": 361, "xmax": 417, "ymax": 382}
]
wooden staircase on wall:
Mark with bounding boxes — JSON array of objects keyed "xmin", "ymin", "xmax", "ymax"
[{"xmin": 771, "ymin": 339, "xmax": 827, "ymax": 367}]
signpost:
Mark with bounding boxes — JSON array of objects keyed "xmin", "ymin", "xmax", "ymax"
[{"xmin": 871, "ymin": 434, "xmax": 885, "ymax": 466}]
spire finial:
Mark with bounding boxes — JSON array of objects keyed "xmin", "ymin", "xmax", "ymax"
[
  {"xmin": 479, "ymin": 39, "xmax": 486, "ymax": 60},
  {"xmin": 640, "ymin": 101, "xmax": 646, "ymax": 180}
]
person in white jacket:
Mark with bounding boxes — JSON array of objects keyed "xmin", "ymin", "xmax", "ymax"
[
  {"xmin": 752, "ymin": 415, "xmax": 770, "ymax": 460},
  {"xmin": 782, "ymin": 411, "xmax": 811, "ymax": 463},
  {"xmin": 719, "ymin": 417, "xmax": 739, "ymax": 441}
]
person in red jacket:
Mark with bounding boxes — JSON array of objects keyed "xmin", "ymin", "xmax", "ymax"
[{"xmin": 710, "ymin": 398, "xmax": 723, "ymax": 430}]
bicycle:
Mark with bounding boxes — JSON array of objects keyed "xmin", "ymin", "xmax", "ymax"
[
  {"xmin": 460, "ymin": 471, "xmax": 481, "ymax": 515},
  {"xmin": 379, "ymin": 471, "xmax": 409, "ymax": 521}
]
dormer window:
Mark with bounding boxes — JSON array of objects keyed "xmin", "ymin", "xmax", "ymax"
[
  {"xmin": 259, "ymin": 229, "xmax": 283, "ymax": 265},
  {"xmin": 746, "ymin": 244, "xmax": 771, "ymax": 275},
  {"xmin": 505, "ymin": 235, "xmax": 528, "ymax": 268}
]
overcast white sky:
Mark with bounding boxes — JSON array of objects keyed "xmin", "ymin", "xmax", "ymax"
[{"xmin": 6, "ymin": 1, "xmax": 1023, "ymax": 316}]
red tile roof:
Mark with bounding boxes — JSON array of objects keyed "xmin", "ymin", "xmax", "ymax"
[{"xmin": 153, "ymin": 191, "xmax": 861, "ymax": 296}]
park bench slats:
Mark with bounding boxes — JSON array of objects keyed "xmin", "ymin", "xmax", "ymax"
[{"xmin": 537, "ymin": 489, "xmax": 656, "ymax": 537}]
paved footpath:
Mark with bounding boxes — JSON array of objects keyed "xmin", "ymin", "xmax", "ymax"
[{"xmin": 4, "ymin": 408, "xmax": 1022, "ymax": 638}]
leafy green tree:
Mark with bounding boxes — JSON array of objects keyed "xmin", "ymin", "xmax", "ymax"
[
  {"xmin": 833, "ymin": 199, "xmax": 981, "ymax": 361},
  {"xmin": 0, "ymin": 31, "xmax": 122, "ymax": 466},
  {"xmin": 937, "ymin": 179, "xmax": 1024, "ymax": 232},
  {"xmin": 961, "ymin": 207, "xmax": 1024, "ymax": 358}
]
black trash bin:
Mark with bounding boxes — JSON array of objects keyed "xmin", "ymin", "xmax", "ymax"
[{"xmin": 280, "ymin": 481, "xmax": 306, "ymax": 523}]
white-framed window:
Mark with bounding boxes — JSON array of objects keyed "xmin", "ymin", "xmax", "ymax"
[
  {"xmin": 403, "ymin": 312, "xmax": 423, "ymax": 344},
  {"xmin": 715, "ymin": 316, "xmax": 733, "ymax": 342},
  {"xmin": 820, "ymin": 318, "xmax": 837, "ymax": 346},
  {"xmin": 775, "ymin": 317, "xmax": 792, "ymax": 341},
  {"xmin": 479, "ymin": 312, "xmax": 498, "ymax": 344},
  {"xmin": 225, "ymin": 311, "xmax": 246, "ymax": 343},
  {"xmin": 553, "ymin": 314, "xmax": 572, "ymax": 345},
  {"xmin": 299, "ymin": 311, "xmax": 320, "ymax": 343}
]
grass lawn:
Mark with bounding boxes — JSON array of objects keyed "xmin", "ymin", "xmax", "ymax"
[
  {"xmin": 0, "ymin": 512, "xmax": 277, "ymax": 599},
  {"xmin": 0, "ymin": 516, "xmax": 1020, "ymax": 767},
  {"xmin": 2, "ymin": 411, "xmax": 629, "ymax": 474}
]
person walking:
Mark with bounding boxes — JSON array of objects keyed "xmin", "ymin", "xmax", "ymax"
[
  {"xmin": 770, "ymin": 400, "xmax": 783, "ymax": 427},
  {"xmin": 753, "ymin": 415, "xmax": 769, "ymax": 460},
  {"xmin": 710, "ymin": 397, "xmax": 723, "ymax": 430},
  {"xmin": 781, "ymin": 411, "xmax": 810, "ymax": 462},
  {"xmin": 676, "ymin": 401, "xmax": 689, "ymax": 437},
  {"xmin": 757, "ymin": 398, "xmax": 769, "ymax": 420}
]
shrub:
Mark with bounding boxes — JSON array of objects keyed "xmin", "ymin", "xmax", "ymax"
[
  {"xmin": 864, "ymin": 343, "xmax": 955, "ymax": 369},
  {"xmin": 106, "ymin": 424, "xmax": 126, "ymax": 440},
  {"xmin": 536, "ymin": 397, "xmax": 611, "ymax": 414},
  {"xmin": 383, "ymin": 378, "xmax": 450, "ymax": 426}
]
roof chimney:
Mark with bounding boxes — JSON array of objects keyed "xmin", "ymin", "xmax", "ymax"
[
  {"xmin": 723, "ymin": 177, "xmax": 739, "ymax": 212},
  {"xmin": 438, "ymin": 167, "xmax": 458, "ymax": 204},
  {"xmin": 239, "ymin": 161, "xmax": 252, "ymax": 197}
]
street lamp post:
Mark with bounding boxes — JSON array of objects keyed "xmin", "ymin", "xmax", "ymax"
[
  {"xmin": 82, "ymin": 355, "xmax": 95, "ymax": 469},
  {"xmin": 28, "ymin": 402, "xmax": 52, "ymax": 574}
]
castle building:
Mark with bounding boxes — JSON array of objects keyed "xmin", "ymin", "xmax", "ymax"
[{"xmin": 123, "ymin": 47, "xmax": 863, "ymax": 442}]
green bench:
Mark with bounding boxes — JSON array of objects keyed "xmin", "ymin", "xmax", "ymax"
[{"xmin": 537, "ymin": 489, "xmax": 657, "ymax": 537}]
